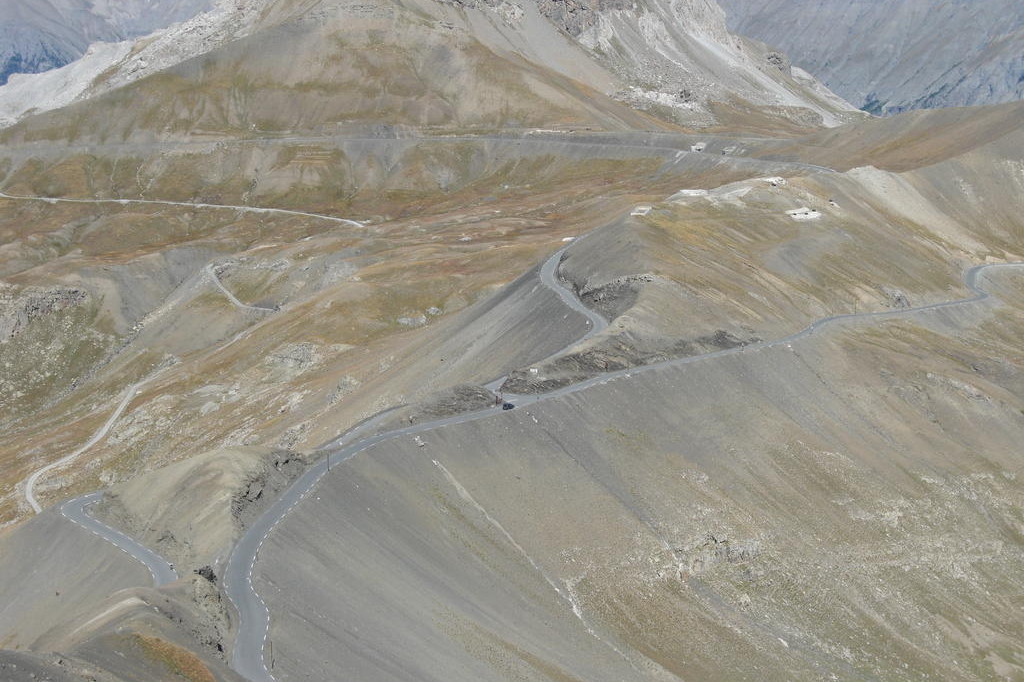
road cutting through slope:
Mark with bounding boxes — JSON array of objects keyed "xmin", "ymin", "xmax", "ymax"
[
  {"xmin": 60, "ymin": 492, "xmax": 178, "ymax": 587},
  {"xmin": 204, "ymin": 264, "xmax": 277, "ymax": 313},
  {"xmin": 20, "ymin": 167, "xmax": 1021, "ymax": 680},
  {"xmin": 223, "ymin": 244, "xmax": 1024, "ymax": 681},
  {"xmin": 0, "ymin": 191, "xmax": 365, "ymax": 228},
  {"xmin": 24, "ymin": 374, "xmax": 159, "ymax": 514},
  {"xmin": 221, "ymin": 240, "xmax": 611, "ymax": 681}
]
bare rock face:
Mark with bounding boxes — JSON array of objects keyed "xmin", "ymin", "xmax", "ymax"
[
  {"xmin": 535, "ymin": 0, "xmax": 632, "ymax": 37},
  {"xmin": 0, "ymin": 286, "xmax": 87, "ymax": 341},
  {"xmin": 719, "ymin": 0, "xmax": 1024, "ymax": 114},
  {"xmin": 0, "ymin": 0, "xmax": 857, "ymax": 132},
  {"xmin": 534, "ymin": 0, "xmax": 859, "ymax": 127},
  {"xmin": 0, "ymin": 0, "xmax": 213, "ymax": 84},
  {"xmin": 230, "ymin": 451, "xmax": 306, "ymax": 529},
  {"xmin": 189, "ymin": 574, "xmax": 230, "ymax": 656},
  {"xmin": 418, "ymin": 384, "xmax": 496, "ymax": 418}
]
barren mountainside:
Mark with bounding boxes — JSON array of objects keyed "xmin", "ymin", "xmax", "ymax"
[
  {"xmin": 0, "ymin": 0, "xmax": 212, "ymax": 85},
  {"xmin": 0, "ymin": 0, "xmax": 858, "ymax": 131},
  {"xmin": 0, "ymin": 0, "xmax": 1022, "ymax": 681},
  {"xmin": 719, "ymin": 0, "xmax": 1024, "ymax": 115}
]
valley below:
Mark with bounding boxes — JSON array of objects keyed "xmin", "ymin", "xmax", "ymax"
[{"xmin": 1, "ymin": 1, "xmax": 1023, "ymax": 681}]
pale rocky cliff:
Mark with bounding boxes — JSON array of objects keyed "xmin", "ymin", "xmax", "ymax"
[
  {"xmin": 0, "ymin": 0, "xmax": 212, "ymax": 85},
  {"xmin": 719, "ymin": 0, "xmax": 1024, "ymax": 114},
  {"xmin": 455, "ymin": 0, "xmax": 860, "ymax": 126},
  {"xmin": 0, "ymin": 0, "xmax": 858, "ymax": 131}
]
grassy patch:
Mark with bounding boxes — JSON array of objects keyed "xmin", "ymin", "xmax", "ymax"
[{"xmin": 132, "ymin": 633, "xmax": 217, "ymax": 682}]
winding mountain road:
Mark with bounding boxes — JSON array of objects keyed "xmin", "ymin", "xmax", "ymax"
[
  {"xmin": 0, "ymin": 130, "xmax": 835, "ymax": 180},
  {"xmin": 60, "ymin": 492, "xmax": 178, "ymax": 586},
  {"xmin": 8, "ymin": 158, "xmax": 1020, "ymax": 681},
  {"xmin": 222, "ymin": 242, "xmax": 610, "ymax": 681},
  {"xmin": 205, "ymin": 264, "xmax": 277, "ymax": 313},
  {"xmin": 13, "ymin": 187, "xmax": 359, "ymax": 513},
  {"xmin": 0, "ymin": 192, "xmax": 365, "ymax": 228},
  {"xmin": 222, "ymin": 230, "xmax": 1024, "ymax": 681},
  {"xmin": 24, "ymin": 377, "xmax": 152, "ymax": 513},
  {"xmin": 539, "ymin": 242, "xmax": 608, "ymax": 343}
]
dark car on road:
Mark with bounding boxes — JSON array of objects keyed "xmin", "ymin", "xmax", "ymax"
[{"xmin": 502, "ymin": 402, "xmax": 515, "ymax": 410}]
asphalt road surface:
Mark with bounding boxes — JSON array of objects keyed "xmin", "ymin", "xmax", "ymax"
[
  {"xmin": 223, "ymin": 244, "xmax": 1024, "ymax": 680},
  {"xmin": 60, "ymin": 492, "xmax": 178, "ymax": 587},
  {"xmin": 539, "ymin": 242, "xmax": 608, "ymax": 343},
  {"xmin": 11, "ymin": 160, "xmax": 1018, "ymax": 681},
  {"xmin": 222, "ymin": 242, "xmax": 603, "ymax": 681}
]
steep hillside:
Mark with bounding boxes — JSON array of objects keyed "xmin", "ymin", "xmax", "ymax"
[
  {"xmin": 0, "ymin": 0, "xmax": 857, "ymax": 133},
  {"xmin": 0, "ymin": 0, "xmax": 212, "ymax": 85},
  {"xmin": 720, "ymin": 0, "xmax": 1024, "ymax": 115},
  {"xmin": 1, "ymin": 0, "xmax": 1023, "ymax": 679},
  {"xmin": 754, "ymin": 100, "xmax": 1024, "ymax": 172},
  {"xmin": 0, "ymin": 134, "xmax": 796, "ymax": 525},
  {"xmin": 2, "ymin": 105, "xmax": 1019, "ymax": 681},
  {"xmin": 243, "ymin": 116, "xmax": 1024, "ymax": 681},
  {"xmin": 461, "ymin": 0, "xmax": 860, "ymax": 128},
  {"xmin": 260, "ymin": 293, "xmax": 1024, "ymax": 680}
]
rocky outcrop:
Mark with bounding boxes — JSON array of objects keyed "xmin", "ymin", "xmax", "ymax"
[
  {"xmin": 189, "ymin": 575, "xmax": 230, "ymax": 656},
  {"xmin": 579, "ymin": 273, "xmax": 655, "ymax": 320},
  {"xmin": 719, "ymin": 0, "xmax": 1024, "ymax": 114},
  {"xmin": 678, "ymin": 532, "xmax": 761, "ymax": 576},
  {"xmin": 264, "ymin": 342, "xmax": 322, "ymax": 375},
  {"xmin": 231, "ymin": 451, "xmax": 306, "ymax": 529},
  {"xmin": 502, "ymin": 329, "xmax": 760, "ymax": 393},
  {"xmin": 881, "ymin": 286, "xmax": 911, "ymax": 309},
  {"xmin": 535, "ymin": 0, "xmax": 632, "ymax": 37},
  {"xmin": 0, "ymin": 286, "xmax": 88, "ymax": 341},
  {"xmin": 0, "ymin": 0, "xmax": 212, "ymax": 84},
  {"xmin": 418, "ymin": 384, "xmax": 496, "ymax": 418}
]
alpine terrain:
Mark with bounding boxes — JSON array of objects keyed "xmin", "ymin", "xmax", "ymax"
[
  {"xmin": 719, "ymin": 0, "xmax": 1024, "ymax": 115},
  {"xmin": 0, "ymin": 0, "xmax": 1022, "ymax": 681},
  {"xmin": 0, "ymin": 0, "xmax": 213, "ymax": 84}
]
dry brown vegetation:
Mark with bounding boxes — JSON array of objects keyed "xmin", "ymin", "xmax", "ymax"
[
  {"xmin": 1, "ymin": 2, "xmax": 1023, "ymax": 678},
  {"xmin": 0, "ymin": 135, "xmax": 752, "ymax": 523},
  {"xmin": 133, "ymin": 634, "xmax": 217, "ymax": 682}
]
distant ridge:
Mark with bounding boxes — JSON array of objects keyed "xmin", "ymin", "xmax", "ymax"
[
  {"xmin": 0, "ymin": 0, "xmax": 212, "ymax": 84},
  {"xmin": 720, "ymin": 0, "xmax": 1024, "ymax": 115}
]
